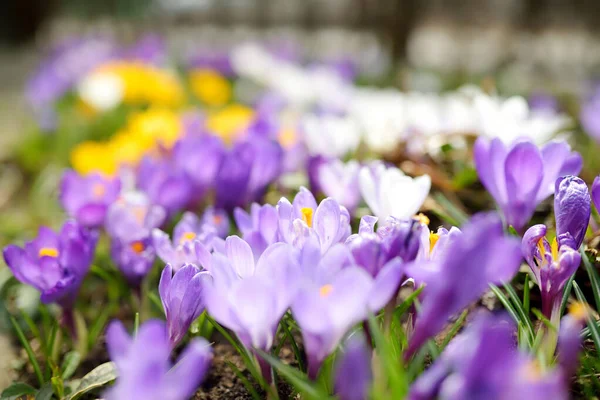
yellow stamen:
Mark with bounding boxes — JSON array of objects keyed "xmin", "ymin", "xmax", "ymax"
[
  {"xmin": 131, "ymin": 241, "xmax": 145, "ymax": 254},
  {"xmin": 429, "ymin": 233, "xmax": 439, "ymax": 254},
  {"xmin": 278, "ymin": 128, "xmax": 297, "ymax": 149},
  {"xmin": 301, "ymin": 207, "xmax": 313, "ymax": 228},
  {"xmin": 38, "ymin": 247, "xmax": 59, "ymax": 258},
  {"xmin": 319, "ymin": 284, "xmax": 333, "ymax": 297},
  {"xmin": 133, "ymin": 207, "xmax": 145, "ymax": 224},
  {"xmin": 180, "ymin": 231, "xmax": 197, "ymax": 244},
  {"xmin": 92, "ymin": 183, "xmax": 106, "ymax": 197},
  {"xmin": 522, "ymin": 360, "xmax": 543, "ymax": 381},
  {"xmin": 551, "ymin": 237, "xmax": 559, "ymax": 261},
  {"xmin": 213, "ymin": 215, "xmax": 223, "ymax": 225},
  {"xmin": 415, "ymin": 213, "xmax": 430, "ymax": 226},
  {"xmin": 568, "ymin": 302, "xmax": 589, "ymax": 321},
  {"xmin": 537, "ymin": 238, "xmax": 546, "ymax": 258}
]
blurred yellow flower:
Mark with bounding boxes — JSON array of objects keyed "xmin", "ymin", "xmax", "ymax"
[
  {"xmin": 70, "ymin": 141, "xmax": 117, "ymax": 176},
  {"xmin": 189, "ymin": 68, "xmax": 232, "ymax": 107},
  {"xmin": 205, "ymin": 104, "xmax": 254, "ymax": 144},
  {"xmin": 128, "ymin": 108, "xmax": 183, "ymax": 150}
]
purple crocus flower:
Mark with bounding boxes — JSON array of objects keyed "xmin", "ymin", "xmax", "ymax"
[
  {"xmin": 214, "ymin": 143, "xmax": 253, "ymax": 210},
  {"xmin": 187, "ymin": 51, "xmax": 234, "ymax": 77},
  {"xmin": 245, "ymin": 137, "xmax": 284, "ymax": 202},
  {"xmin": 152, "ymin": 212, "xmax": 214, "ymax": 271},
  {"xmin": 159, "ymin": 264, "xmax": 211, "ymax": 347},
  {"xmin": 474, "ymin": 138, "xmax": 582, "ymax": 231},
  {"xmin": 173, "ymin": 135, "xmax": 224, "ymax": 200},
  {"xmin": 408, "ymin": 313, "xmax": 568, "ymax": 400},
  {"xmin": 334, "ymin": 336, "xmax": 372, "ymax": 400},
  {"xmin": 234, "ymin": 203, "xmax": 279, "ymax": 258},
  {"xmin": 292, "ymin": 237, "xmax": 403, "ymax": 378},
  {"xmin": 405, "ymin": 213, "xmax": 522, "ymax": 358},
  {"xmin": 522, "ymin": 176, "xmax": 589, "ymax": 319},
  {"xmin": 106, "ymin": 191, "xmax": 166, "ymax": 242},
  {"xmin": 200, "ymin": 207, "xmax": 230, "ymax": 238},
  {"xmin": 580, "ymin": 84, "xmax": 600, "ymax": 143},
  {"xmin": 3, "ymin": 221, "xmax": 97, "ymax": 308},
  {"xmin": 345, "ymin": 215, "xmax": 422, "ymax": 278},
  {"xmin": 416, "ymin": 226, "xmax": 462, "ymax": 263},
  {"xmin": 124, "ymin": 34, "xmax": 166, "ymax": 65},
  {"xmin": 59, "ymin": 170, "xmax": 121, "ymax": 228},
  {"xmin": 137, "ymin": 156, "xmax": 193, "ymax": 216},
  {"xmin": 557, "ymin": 302, "xmax": 587, "ymax": 379},
  {"xmin": 111, "ymin": 236, "xmax": 156, "ymax": 287},
  {"xmin": 277, "ymin": 187, "xmax": 351, "ymax": 253},
  {"xmin": 317, "ymin": 159, "xmax": 361, "ymax": 213},
  {"xmin": 203, "ymin": 238, "xmax": 298, "ymax": 379},
  {"xmin": 105, "ymin": 319, "xmax": 212, "ymax": 400},
  {"xmin": 591, "ymin": 175, "xmax": 600, "ymax": 215}
]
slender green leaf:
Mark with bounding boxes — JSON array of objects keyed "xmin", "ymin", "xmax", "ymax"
[
  {"xmin": 433, "ymin": 193, "xmax": 468, "ymax": 225},
  {"xmin": 35, "ymin": 383, "xmax": 54, "ymax": 400},
  {"xmin": 0, "ymin": 382, "xmax": 36, "ymax": 399},
  {"xmin": 225, "ymin": 361, "xmax": 262, "ymax": 400},
  {"xmin": 133, "ymin": 312, "xmax": 140, "ymax": 337},
  {"xmin": 503, "ymin": 282, "xmax": 535, "ymax": 344},
  {"xmin": 61, "ymin": 351, "xmax": 81, "ymax": 380},
  {"xmin": 440, "ymin": 310, "xmax": 468, "ymax": 350},
  {"xmin": 530, "ymin": 309, "xmax": 556, "ymax": 332},
  {"xmin": 572, "ymin": 281, "xmax": 600, "ymax": 352},
  {"xmin": 581, "ymin": 248, "xmax": 600, "ymax": 310},
  {"xmin": 67, "ymin": 362, "xmax": 117, "ymax": 400},
  {"xmin": 489, "ymin": 285, "xmax": 522, "ymax": 330},
  {"xmin": 281, "ymin": 316, "xmax": 305, "ymax": 373},
  {"xmin": 393, "ymin": 286, "xmax": 424, "ymax": 320},
  {"xmin": 523, "ymin": 274, "xmax": 530, "ymax": 315},
  {"xmin": 10, "ymin": 315, "xmax": 44, "ymax": 386},
  {"xmin": 256, "ymin": 350, "xmax": 331, "ymax": 400},
  {"xmin": 148, "ymin": 291, "xmax": 164, "ymax": 315},
  {"xmin": 560, "ymin": 274, "xmax": 575, "ymax": 316}
]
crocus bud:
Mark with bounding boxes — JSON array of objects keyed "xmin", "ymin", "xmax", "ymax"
[
  {"xmin": 334, "ymin": 336, "xmax": 372, "ymax": 400},
  {"xmin": 554, "ymin": 176, "xmax": 590, "ymax": 249}
]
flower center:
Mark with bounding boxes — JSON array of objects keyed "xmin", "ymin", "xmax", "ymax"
[
  {"xmin": 180, "ymin": 231, "xmax": 197, "ymax": 244},
  {"xmin": 130, "ymin": 241, "xmax": 145, "ymax": 254},
  {"xmin": 38, "ymin": 247, "xmax": 59, "ymax": 258},
  {"xmin": 536, "ymin": 237, "xmax": 559, "ymax": 267},
  {"xmin": 429, "ymin": 232, "xmax": 439, "ymax": 254},
  {"xmin": 278, "ymin": 128, "xmax": 297, "ymax": 149},
  {"xmin": 415, "ymin": 213, "xmax": 430, "ymax": 226},
  {"xmin": 319, "ymin": 284, "xmax": 333, "ymax": 297},
  {"xmin": 568, "ymin": 302, "xmax": 588, "ymax": 321},
  {"xmin": 301, "ymin": 207, "xmax": 313, "ymax": 228},
  {"xmin": 92, "ymin": 183, "xmax": 106, "ymax": 197}
]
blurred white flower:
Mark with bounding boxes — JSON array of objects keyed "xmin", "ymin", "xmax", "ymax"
[
  {"xmin": 78, "ymin": 71, "xmax": 124, "ymax": 111},
  {"xmin": 302, "ymin": 114, "xmax": 361, "ymax": 158},
  {"xmin": 318, "ymin": 158, "xmax": 361, "ymax": 212},
  {"xmin": 359, "ymin": 161, "xmax": 431, "ymax": 220}
]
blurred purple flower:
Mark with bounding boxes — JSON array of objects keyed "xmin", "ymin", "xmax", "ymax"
[
  {"xmin": 152, "ymin": 212, "xmax": 215, "ymax": 271},
  {"xmin": 214, "ymin": 143, "xmax": 253, "ymax": 210},
  {"xmin": 409, "ymin": 313, "xmax": 568, "ymax": 400},
  {"xmin": 580, "ymin": 85, "xmax": 600, "ymax": 143},
  {"xmin": 105, "ymin": 319, "xmax": 212, "ymax": 400},
  {"xmin": 3, "ymin": 221, "xmax": 97, "ymax": 307},
  {"xmin": 292, "ymin": 237, "xmax": 403, "ymax": 378},
  {"xmin": 474, "ymin": 138, "xmax": 582, "ymax": 231},
  {"xmin": 124, "ymin": 34, "xmax": 166, "ymax": 65},
  {"xmin": 111, "ymin": 236, "xmax": 156, "ymax": 287},
  {"xmin": 529, "ymin": 92, "xmax": 560, "ymax": 113},
  {"xmin": 334, "ymin": 336, "xmax": 372, "ymax": 400},
  {"xmin": 234, "ymin": 203, "xmax": 279, "ymax": 258},
  {"xmin": 59, "ymin": 170, "xmax": 121, "ymax": 228},
  {"xmin": 106, "ymin": 191, "xmax": 166, "ymax": 242},
  {"xmin": 317, "ymin": 159, "xmax": 361, "ymax": 213},
  {"xmin": 159, "ymin": 264, "xmax": 211, "ymax": 347},
  {"xmin": 187, "ymin": 51, "xmax": 234, "ymax": 76},
  {"xmin": 174, "ymin": 135, "xmax": 224, "ymax": 200},
  {"xmin": 277, "ymin": 187, "xmax": 351, "ymax": 253},
  {"xmin": 203, "ymin": 238, "xmax": 297, "ymax": 365},
  {"xmin": 591, "ymin": 175, "xmax": 600, "ymax": 215},
  {"xmin": 201, "ymin": 207, "xmax": 230, "ymax": 238},
  {"xmin": 137, "ymin": 157, "xmax": 193, "ymax": 216},
  {"xmin": 405, "ymin": 213, "xmax": 522, "ymax": 358},
  {"xmin": 557, "ymin": 303, "xmax": 587, "ymax": 379}
]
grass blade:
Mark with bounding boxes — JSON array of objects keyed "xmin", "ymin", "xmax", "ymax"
[
  {"xmin": 432, "ymin": 193, "xmax": 468, "ymax": 225},
  {"xmin": 502, "ymin": 282, "xmax": 534, "ymax": 344},
  {"xmin": 281, "ymin": 316, "xmax": 305, "ymax": 373},
  {"xmin": 572, "ymin": 281, "xmax": 600, "ymax": 352},
  {"xmin": 523, "ymin": 274, "xmax": 530, "ymax": 315},
  {"xmin": 10, "ymin": 315, "xmax": 44, "ymax": 386},
  {"xmin": 393, "ymin": 286, "xmax": 424, "ymax": 320},
  {"xmin": 439, "ymin": 309, "xmax": 468, "ymax": 351},
  {"xmin": 489, "ymin": 285, "xmax": 523, "ymax": 333},
  {"xmin": 560, "ymin": 274, "xmax": 575, "ymax": 316},
  {"xmin": 580, "ymin": 248, "xmax": 600, "ymax": 310},
  {"xmin": 225, "ymin": 361, "xmax": 262, "ymax": 400}
]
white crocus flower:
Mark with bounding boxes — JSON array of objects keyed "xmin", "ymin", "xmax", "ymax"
[
  {"xmin": 359, "ymin": 161, "xmax": 431, "ymax": 220},
  {"xmin": 303, "ymin": 114, "xmax": 361, "ymax": 158},
  {"xmin": 318, "ymin": 159, "xmax": 361, "ymax": 212}
]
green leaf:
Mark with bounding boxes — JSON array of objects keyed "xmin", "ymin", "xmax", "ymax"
[
  {"xmin": 134, "ymin": 312, "xmax": 140, "ymax": 337},
  {"xmin": 281, "ymin": 315, "xmax": 305, "ymax": 373},
  {"xmin": 10, "ymin": 315, "xmax": 44, "ymax": 386},
  {"xmin": 580, "ymin": 248, "xmax": 600, "ymax": 311},
  {"xmin": 67, "ymin": 362, "xmax": 117, "ymax": 400},
  {"xmin": 523, "ymin": 274, "xmax": 530, "ymax": 315},
  {"xmin": 439, "ymin": 309, "xmax": 468, "ymax": 351},
  {"xmin": 225, "ymin": 361, "xmax": 262, "ymax": 400},
  {"xmin": 432, "ymin": 192, "xmax": 468, "ymax": 226},
  {"xmin": 489, "ymin": 285, "xmax": 522, "ymax": 333},
  {"xmin": 61, "ymin": 351, "xmax": 81, "ymax": 380},
  {"xmin": 0, "ymin": 382, "xmax": 36, "ymax": 399},
  {"xmin": 393, "ymin": 286, "xmax": 424, "ymax": 320},
  {"xmin": 572, "ymin": 281, "xmax": 600, "ymax": 352},
  {"xmin": 36, "ymin": 383, "xmax": 54, "ymax": 400},
  {"xmin": 502, "ymin": 282, "xmax": 534, "ymax": 346},
  {"xmin": 256, "ymin": 350, "xmax": 331, "ymax": 400},
  {"xmin": 560, "ymin": 274, "xmax": 575, "ymax": 316}
]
